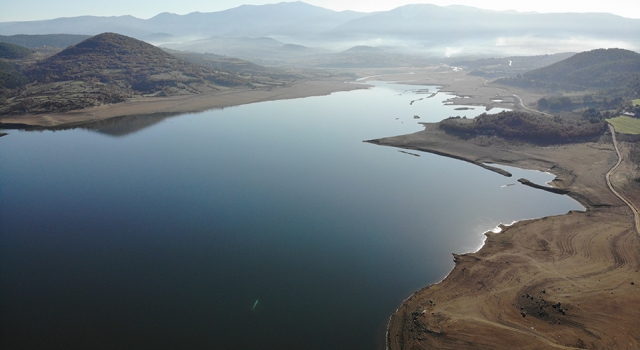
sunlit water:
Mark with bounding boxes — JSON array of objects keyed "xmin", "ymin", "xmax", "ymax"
[{"xmin": 0, "ymin": 82, "xmax": 582, "ymax": 349}]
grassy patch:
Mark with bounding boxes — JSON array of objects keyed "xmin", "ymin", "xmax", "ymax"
[
  {"xmin": 608, "ymin": 116, "xmax": 640, "ymax": 134},
  {"xmin": 633, "ymin": 99, "xmax": 640, "ymax": 106}
]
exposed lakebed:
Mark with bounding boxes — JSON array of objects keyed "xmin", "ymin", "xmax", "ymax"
[{"xmin": 0, "ymin": 82, "xmax": 582, "ymax": 349}]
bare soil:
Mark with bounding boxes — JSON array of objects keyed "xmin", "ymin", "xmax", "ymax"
[{"xmin": 375, "ymin": 122, "xmax": 640, "ymax": 349}]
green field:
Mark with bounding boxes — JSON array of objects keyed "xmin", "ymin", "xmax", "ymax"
[
  {"xmin": 608, "ymin": 116, "xmax": 640, "ymax": 134},
  {"xmin": 633, "ymin": 99, "xmax": 640, "ymax": 106}
]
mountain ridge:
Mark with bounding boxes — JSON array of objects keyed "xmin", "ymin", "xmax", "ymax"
[
  {"xmin": 0, "ymin": 2, "xmax": 637, "ymax": 57},
  {"xmin": 496, "ymin": 48, "xmax": 640, "ymax": 93}
]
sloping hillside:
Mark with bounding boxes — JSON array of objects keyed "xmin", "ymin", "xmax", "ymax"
[
  {"xmin": 28, "ymin": 32, "xmax": 247, "ymax": 90},
  {"xmin": 0, "ymin": 42, "xmax": 33, "ymax": 59},
  {"xmin": 0, "ymin": 33, "xmax": 250, "ymax": 114},
  {"xmin": 497, "ymin": 49, "xmax": 640, "ymax": 93}
]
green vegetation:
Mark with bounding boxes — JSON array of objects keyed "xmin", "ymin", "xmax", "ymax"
[
  {"xmin": 633, "ymin": 99, "xmax": 640, "ymax": 106},
  {"xmin": 607, "ymin": 116, "xmax": 640, "ymax": 135},
  {"xmin": 439, "ymin": 111, "xmax": 608, "ymax": 143},
  {"xmin": 0, "ymin": 42, "xmax": 33, "ymax": 59},
  {"xmin": 0, "ymin": 34, "xmax": 90, "ymax": 49},
  {"xmin": 0, "ymin": 60, "xmax": 28, "ymax": 89}
]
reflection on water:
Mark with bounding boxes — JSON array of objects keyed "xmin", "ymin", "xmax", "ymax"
[
  {"xmin": 0, "ymin": 82, "xmax": 580, "ymax": 349},
  {"xmin": 82, "ymin": 113, "xmax": 181, "ymax": 137}
]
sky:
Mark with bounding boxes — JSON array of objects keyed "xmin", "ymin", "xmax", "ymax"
[{"xmin": 1, "ymin": 0, "xmax": 639, "ymax": 22}]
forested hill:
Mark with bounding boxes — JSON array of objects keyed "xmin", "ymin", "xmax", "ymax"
[
  {"xmin": 29, "ymin": 32, "xmax": 248, "ymax": 89},
  {"xmin": 497, "ymin": 48, "xmax": 640, "ymax": 94},
  {"xmin": 0, "ymin": 33, "xmax": 251, "ymax": 114}
]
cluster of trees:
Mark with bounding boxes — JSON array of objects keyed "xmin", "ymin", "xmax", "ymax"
[
  {"xmin": 439, "ymin": 111, "xmax": 608, "ymax": 143},
  {"xmin": 537, "ymin": 95, "xmax": 625, "ymax": 112},
  {"xmin": 0, "ymin": 60, "xmax": 28, "ymax": 90}
]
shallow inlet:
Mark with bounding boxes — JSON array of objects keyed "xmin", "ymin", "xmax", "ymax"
[{"xmin": 0, "ymin": 82, "xmax": 582, "ymax": 349}]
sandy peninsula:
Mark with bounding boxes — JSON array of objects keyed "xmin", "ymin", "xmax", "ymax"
[
  {"xmin": 363, "ymin": 70, "xmax": 640, "ymax": 348},
  {"xmin": 0, "ymin": 79, "xmax": 368, "ymax": 129}
]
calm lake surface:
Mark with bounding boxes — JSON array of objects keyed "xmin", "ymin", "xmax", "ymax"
[{"xmin": 0, "ymin": 82, "xmax": 582, "ymax": 349}]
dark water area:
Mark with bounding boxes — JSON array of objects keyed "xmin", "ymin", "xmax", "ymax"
[{"xmin": 0, "ymin": 82, "xmax": 582, "ymax": 349}]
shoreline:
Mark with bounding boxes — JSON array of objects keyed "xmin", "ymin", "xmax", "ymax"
[
  {"xmin": 377, "ymin": 122, "xmax": 640, "ymax": 348},
  {"xmin": 0, "ymin": 79, "xmax": 369, "ymax": 129}
]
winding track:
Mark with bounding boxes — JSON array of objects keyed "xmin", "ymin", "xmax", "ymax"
[
  {"xmin": 606, "ymin": 124, "xmax": 640, "ymax": 236},
  {"xmin": 482, "ymin": 79, "xmax": 552, "ymax": 116}
]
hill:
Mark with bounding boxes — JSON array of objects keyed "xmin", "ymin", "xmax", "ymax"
[
  {"xmin": 0, "ymin": 33, "xmax": 250, "ymax": 114},
  {"xmin": 451, "ymin": 53, "xmax": 575, "ymax": 78},
  {"xmin": 0, "ymin": 42, "xmax": 33, "ymax": 59},
  {"xmin": 0, "ymin": 34, "xmax": 91, "ymax": 49},
  {"xmin": 496, "ymin": 49, "xmax": 640, "ymax": 93}
]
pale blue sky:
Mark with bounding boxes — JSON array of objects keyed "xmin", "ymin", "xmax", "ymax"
[{"xmin": 1, "ymin": 0, "xmax": 639, "ymax": 22}]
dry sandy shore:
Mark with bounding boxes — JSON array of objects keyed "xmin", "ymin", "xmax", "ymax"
[
  {"xmin": 354, "ymin": 67, "xmax": 640, "ymax": 349},
  {"xmin": 371, "ymin": 123, "xmax": 640, "ymax": 348},
  {"xmin": 0, "ymin": 79, "xmax": 368, "ymax": 128}
]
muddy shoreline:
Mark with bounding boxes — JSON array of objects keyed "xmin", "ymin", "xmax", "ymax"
[{"xmin": 0, "ymin": 79, "xmax": 368, "ymax": 129}]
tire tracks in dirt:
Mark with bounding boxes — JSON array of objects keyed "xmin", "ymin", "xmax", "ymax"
[{"xmin": 606, "ymin": 124, "xmax": 640, "ymax": 237}]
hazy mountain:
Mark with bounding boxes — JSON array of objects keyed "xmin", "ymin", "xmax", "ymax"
[
  {"xmin": 0, "ymin": 2, "xmax": 638, "ymax": 58},
  {"xmin": 497, "ymin": 48, "xmax": 640, "ymax": 93},
  {"xmin": 328, "ymin": 4, "xmax": 640, "ymax": 41},
  {"xmin": 452, "ymin": 53, "xmax": 576, "ymax": 77},
  {"xmin": 144, "ymin": 2, "xmax": 343, "ymax": 38},
  {"xmin": 268, "ymin": 10, "xmax": 370, "ymax": 41},
  {"xmin": 0, "ymin": 16, "xmax": 150, "ymax": 38},
  {"xmin": 163, "ymin": 36, "xmax": 326, "ymax": 64},
  {"xmin": 0, "ymin": 2, "xmax": 366, "ymax": 41},
  {"xmin": 325, "ymin": 4, "xmax": 640, "ymax": 54},
  {"xmin": 0, "ymin": 34, "xmax": 91, "ymax": 49}
]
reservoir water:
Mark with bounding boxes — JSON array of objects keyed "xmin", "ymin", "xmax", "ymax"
[{"xmin": 0, "ymin": 82, "xmax": 583, "ymax": 349}]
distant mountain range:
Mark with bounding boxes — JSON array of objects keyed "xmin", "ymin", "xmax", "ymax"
[
  {"xmin": 0, "ymin": 34, "xmax": 90, "ymax": 49},
  {"xmin": 0, "ymin": 2, "xmax": 638, "ymax": 57},
  {"xmin": 0, "ymin": 2, "xmax": 355, "ymax": 41}
]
